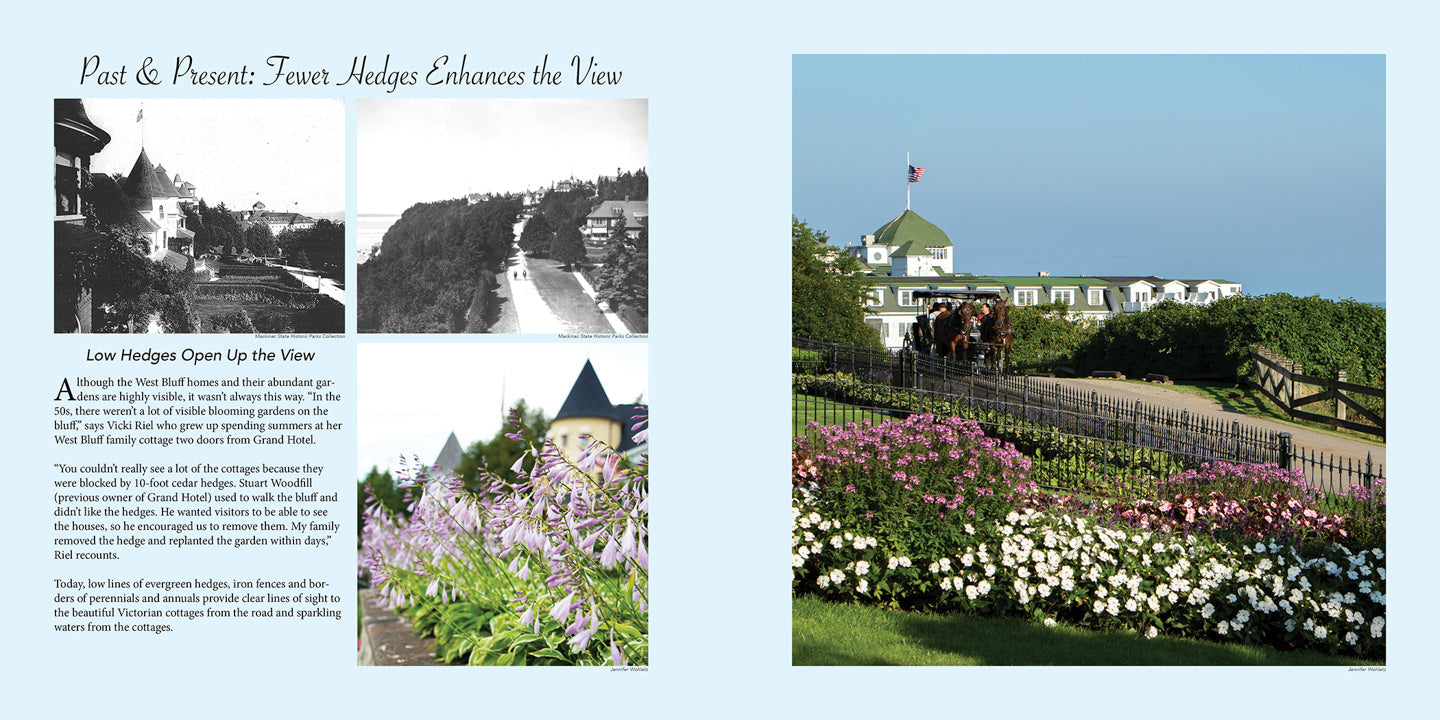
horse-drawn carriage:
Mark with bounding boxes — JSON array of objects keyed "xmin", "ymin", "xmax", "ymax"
[{"xmin": 904, "ymin": 289, "xmax": 1013, "ymax": 372}]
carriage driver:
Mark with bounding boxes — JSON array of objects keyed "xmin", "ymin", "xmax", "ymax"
[{"xmin": 973, "ymin": 303, "xmax": 992, "ymax": 333}]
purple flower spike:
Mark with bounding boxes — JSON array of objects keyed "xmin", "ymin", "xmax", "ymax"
[{"xmin": 610, "ymin": 629, "xmax": 625, "ymax": 667}]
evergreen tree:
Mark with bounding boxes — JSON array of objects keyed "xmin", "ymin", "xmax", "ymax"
[
  {"xmin": 519, "ymin": 212, "xmax": 554, "ymax": 257},
  {"xmin": 553, "ymin": 224, "xmax": 586, "ymax": 270}
]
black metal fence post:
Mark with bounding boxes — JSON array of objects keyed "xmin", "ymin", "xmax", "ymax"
[{"xmin": 1277, "ymin": 432, "xmax": 1293, "ymax": 471}]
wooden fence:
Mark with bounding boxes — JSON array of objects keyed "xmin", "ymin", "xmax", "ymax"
[{"xmin": 1251, "ymin": 346, "xmax": 1384, "ymax": 439}]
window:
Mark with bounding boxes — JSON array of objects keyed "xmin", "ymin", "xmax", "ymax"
[
  {"xmin": 866, "ymin": 289, "xmax": 883, "ymax": 307},
  {"xmin": 55, "ymin": 152, "xmax": 82, "ymax": 218},
  {"xmin": 1132, "ymin": 290, "xmax": 1151, "ymax": 303},
  {"xmin": 872, "ymin": 251, "xmax": 883, "ymax": 262},
  {"xmin": 1052, "ymin": 288, "xmax": 1075, "ymax": 305},
  {"xmin": 1088, "ymin": 288, "xmax": 1103, "ymax": 306},
  {"xmin": 898, "ymin": 289, "xmax": 914, "ymax": 307},
  {"xmin": 1014, "ymin": 289, "xmax": 1038, "ymax": 306},
  {"xmin": 929, "ymin": 247, "xmax": 948, "ymax": 260}
]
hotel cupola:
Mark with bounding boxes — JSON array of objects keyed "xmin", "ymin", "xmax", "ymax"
[{"xmin": 848, "ymin": 208, "xmax": 954, "ymax": 277}]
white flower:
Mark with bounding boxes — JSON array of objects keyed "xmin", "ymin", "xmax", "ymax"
[
  {"xmin": 829, "ymin": 535, "xmax": 844, "ymax": 549},
  {"xmin": 855, "ymin": 560, "xmax": 870, "ymax": 576},
  {"xmin": 1345, "ymin": 632, "xmax": 1358, "ymax": 645},
  {"xmin": 1125, "ymin": 598, "xmax": 1138, "ymax": 613},
  {"xmin": 1202, "ymin": 603, "xmax": 1215, "ymax": 619},
  {"xmin": 1314, "ymin": 625, "xmax": 1328, "ymax": 640},
  {"xmin": 1217, "ymin": 621, "xmax": 1229, "ymax": 635},
  {"xmin": 829, "ymin": 569, "xmax": 845, "ymax": 584},
  {"xmin": 1146, "ymin": 626, "xmax": 1158, "ymax": 639},
  {"xmin": 817, "ymin": 575, "xmax": 830, "ymax": 589},
  {"xmin": 1044, "ymin": 618, "xmax": 1057, "ymax": 628},
  {"xmin": 856, "ymin": 579, "xmax": 869, "ymax": 594}
]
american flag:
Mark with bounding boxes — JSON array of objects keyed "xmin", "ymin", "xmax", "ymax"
[{"xmin": 908, "ymin": 165, "xmax": 926, "ymax": 182}]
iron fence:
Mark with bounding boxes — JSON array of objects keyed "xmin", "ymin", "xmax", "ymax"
[{"xmin": 793, "ymin": 337, "xmax": 1385, "ymax": 501}]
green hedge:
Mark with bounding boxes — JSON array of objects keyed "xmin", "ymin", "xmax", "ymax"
[{"xmin": 1074, "ymin": 294, "xmax": 1384, "ymax": 386}]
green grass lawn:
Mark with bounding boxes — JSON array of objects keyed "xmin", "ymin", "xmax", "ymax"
[
  {"xmin": 793, "ymin": 596, "xmax": 1380, "ymax": 666},
  {"xmin": 793, "ymin": 393, "xmax": 897, "ymax": 436}
]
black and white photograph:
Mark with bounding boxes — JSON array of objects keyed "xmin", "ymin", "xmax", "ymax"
[
  {"xmin": 356, "ymin": 98, "xmax": 648, "ymax": 334},
  {"xmin": 53, "ymin": 98, "xmax": 346, "ymax": 334}
]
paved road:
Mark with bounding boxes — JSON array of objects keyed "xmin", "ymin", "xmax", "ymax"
[
  {"xmin": 274, "ymin": 264, "xmax": 345, "ymax": 304},
  {"xmin": 508, "ymin": 246, "xmax": 565, "ymax": 334},
  {"xmin": 1024, "ymin": 376, "xmax": 1385, "ymax": 491}
]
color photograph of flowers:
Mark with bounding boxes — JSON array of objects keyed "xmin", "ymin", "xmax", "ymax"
[
  {"xmin": 792, "ymin": 411, "xmax": 1383, "ymax": 664},
  {"xmin": 791, "ymin": 53, "xmax": 1384, "ymax": 667},
  {"xmin": 357, "ymin": 344, "xmax": 648, "ymax": 666}
]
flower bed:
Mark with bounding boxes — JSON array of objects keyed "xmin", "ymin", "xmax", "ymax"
[
  {"xmin": 792, "ymin": 414, "xmax": 1385, "ymax": 659},
  {"xmin": 360, "ymin": 410, "xmax": 648, "ymax": 666}
]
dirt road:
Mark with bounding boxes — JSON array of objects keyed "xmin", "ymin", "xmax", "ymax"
[{"xmin": 1026, "ymin": 377, "xmax": 1385, "ymax": 481}]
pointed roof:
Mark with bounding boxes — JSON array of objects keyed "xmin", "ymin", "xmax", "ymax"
[
  {"xmin": 123, "ymin": 149, "xmax": 168, "ymax": 201},
  {"xmin": 153, "ymin": 164, "xmax": 180, "ymax": 197},
  {"xmin": 893, "ymin": 240, "xmax": 931, "ymax": 258},
  {"xmin": 554, "ymin": 360, "xmax": 617, "ymax": 421},
  {"xmin": 873, "ymin": 209, "xmax": 952, "ymax": 249},
  {"xmin": 434, "ymin": 432, "xmax": 464, "ymax": 472}
]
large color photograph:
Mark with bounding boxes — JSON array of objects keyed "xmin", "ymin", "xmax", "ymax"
[{"xmin": 791, "ymin": 55, "xmax": 1386, "ymax": 665}]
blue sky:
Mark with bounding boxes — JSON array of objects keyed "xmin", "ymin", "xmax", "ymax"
[{"xmin": 794, "ymin": 55, "xmax": 1385, "ymax": 304}]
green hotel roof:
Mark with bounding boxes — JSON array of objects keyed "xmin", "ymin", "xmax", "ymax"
[
  {"xmin": 873, "ymin": 209, "xmax": 952, "ymax": 248},
  {"xmin": 892, "ymin": 240, "xmax": 932, "ymax": 257}
]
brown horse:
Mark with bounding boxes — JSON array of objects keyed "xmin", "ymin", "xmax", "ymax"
[
  {"xmin": 934, "ymin": 301, "xmax": 974, "ymax": 362},
  {"xmin": 979, "ymin": 297, "xmax": 1012, "ymax": 371}
]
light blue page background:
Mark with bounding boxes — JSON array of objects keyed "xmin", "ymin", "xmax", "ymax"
[{"xmin": 6, "ymin": 1, "xmax": 1432, "ymax": 717}]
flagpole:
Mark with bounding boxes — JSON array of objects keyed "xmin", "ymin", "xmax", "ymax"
[{"xmin": 906, "ymin": 151, "xmax": 911, "ymax": 210}]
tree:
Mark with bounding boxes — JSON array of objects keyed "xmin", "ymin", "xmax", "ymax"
[
  {"xmin": 596, "ymin": 217, "xmax": 647, "ymax": 315},
  {"xmin": 244, "ymin": 222, "xmax": 277, "ymax": 257},
  {"xmin": 519, "ymin": 212, "xmax": 554, "ymax": 257},
  {"xmin": 792, "ymin": 217, "xmax": 883, "ymax": 349},
  {"xmin": 201, "ymin": 202, "xmax": 243, "ymax": 256},
  {"xmin": 553, "ymin": 223, "xmax": 586, "ymax": 270},
  {"xmin": 453, "ymin": 400, "xmax": 551, "ymax": 493}
]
